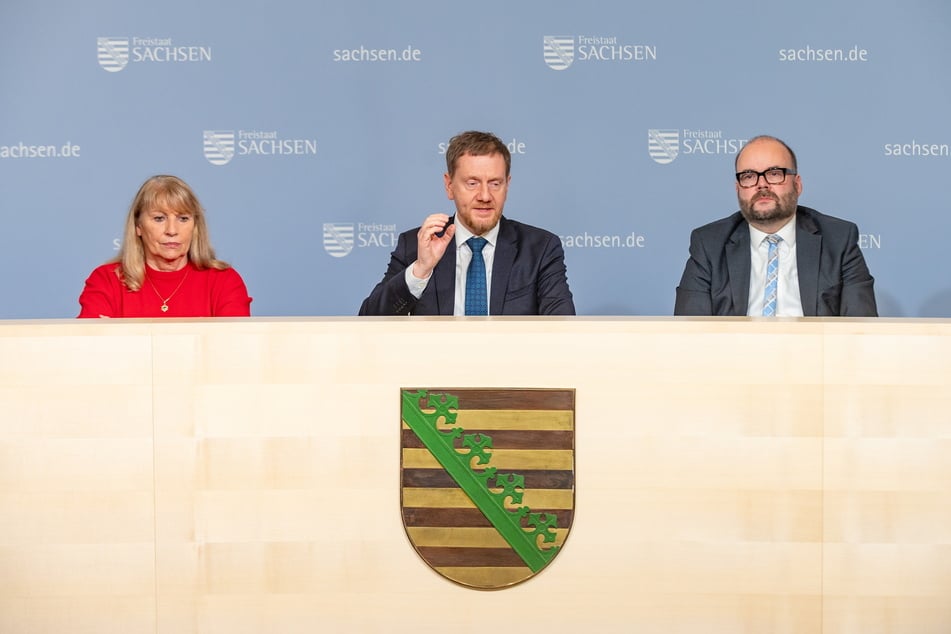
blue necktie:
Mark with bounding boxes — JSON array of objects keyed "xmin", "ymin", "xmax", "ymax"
[
  {"xmin": 465, "ymin": 237, "xmax": 488, "ymax": 315},
  {"xmin": 762, "ymin": 235, "xmax": 781, "ymax": 317}
]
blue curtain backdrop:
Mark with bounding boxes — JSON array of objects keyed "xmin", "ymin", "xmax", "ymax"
[{"xmin": 1, "ymin": 0, "xmax": 948, "ymax": 318}]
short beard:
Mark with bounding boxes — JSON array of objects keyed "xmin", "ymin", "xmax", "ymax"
[
  {"xmin": 739, "ymin": 190, "xmax": 797, "ymax": 226},
  {"xmin": 457, "ymin": 209, "xmax": 502, "ymax": 236}
]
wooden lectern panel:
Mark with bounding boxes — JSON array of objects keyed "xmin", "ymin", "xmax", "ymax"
[
  {"xmin": 822, "ymin": 321, "xmax": 951, "ymax": 634},
  {"xmin": 0, "ymin": 318, "xmax": 949, "ymax": 633},
  {"xmin": 0, "ymin": 323, "xmax": 156, "ymax": 634}
]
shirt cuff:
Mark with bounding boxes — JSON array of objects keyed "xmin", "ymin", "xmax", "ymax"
[{"xmin": 404, "ymin": 262, "xmax": 430, "ymax": 299}]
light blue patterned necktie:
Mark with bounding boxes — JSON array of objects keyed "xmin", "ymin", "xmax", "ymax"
[
  {"xmin": 762, "ymin": 234, "xmax": 781, "ymax": 317},
  {"xmin": 465, "ymin": 237, "xmax": 488, "ymax": 315}
]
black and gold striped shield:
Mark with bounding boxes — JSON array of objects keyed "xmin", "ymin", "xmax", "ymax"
[{"xmin": 400, "ymin": 388, "xmax": 575, "ymax": 589}]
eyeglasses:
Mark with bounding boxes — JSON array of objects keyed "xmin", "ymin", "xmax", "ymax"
[{"xmin": 735, "ymin": 167, "xmax": 797, "ymax": 188}]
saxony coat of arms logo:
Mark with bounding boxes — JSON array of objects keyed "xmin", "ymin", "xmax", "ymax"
[{"xmin": 400, "ymin": 388, "xmax": 575, "ymax": 589}]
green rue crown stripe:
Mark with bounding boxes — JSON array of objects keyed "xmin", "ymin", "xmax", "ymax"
[{"xmin": 401, "ymin": 390, "xmax": 553, "ymax": 572}]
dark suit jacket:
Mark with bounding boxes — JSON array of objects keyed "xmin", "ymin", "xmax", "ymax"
[
  {"xmin": 674, "ymin": 206, "xmax": 877, "ymax": 316},
  {"xmin": 358, "ymin": 216, "xmax": 575, "ymax": 315}
]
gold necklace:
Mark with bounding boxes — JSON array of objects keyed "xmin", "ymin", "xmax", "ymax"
[{"xmin": 145, "ymin": 268, "xmax": 190, "ymax": 313}]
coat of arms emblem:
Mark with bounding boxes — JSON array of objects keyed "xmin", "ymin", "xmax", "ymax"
[{"xmin": 400, "ymin": 388, "xmax": 575, "ymax": 589}]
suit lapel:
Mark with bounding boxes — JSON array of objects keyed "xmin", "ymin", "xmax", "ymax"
[
  {"xmin": 725, "ymin": 220, "xmax": 751, "ymax": 315},
  {"xmin": 432, "ymin": 234, "xmax": 457, "ymax": 315},
  {"xmin": 795, "ymin": 209, "xmax": 821, "ymax": 317},
  {"xmin": 490, "ymin": 218, "xmax": 515, "ymax": 315}
]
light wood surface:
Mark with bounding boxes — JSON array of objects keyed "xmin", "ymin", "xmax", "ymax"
[{"xmin": 0, "ymin": 318, "xmax": 949, "ymax": 633}]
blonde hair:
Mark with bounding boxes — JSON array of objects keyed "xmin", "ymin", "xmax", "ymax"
[{"xmin": 113, "ymin": 175, "xmax": 230, "ymax": 291}]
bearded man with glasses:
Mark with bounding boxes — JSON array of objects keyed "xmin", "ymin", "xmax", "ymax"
[{"xmin": 674, "ymin": 135, "xmax": 877, "ymax": 317}]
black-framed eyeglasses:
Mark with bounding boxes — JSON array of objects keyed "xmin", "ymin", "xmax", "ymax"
[{"xmin": 736, "ymin": 167, "xmax": 797, "ymax": 188}]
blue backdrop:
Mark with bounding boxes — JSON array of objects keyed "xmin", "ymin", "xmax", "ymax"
[{"xmin": 1, "ymin": 0, "xmax": 949, "ymax": 318}]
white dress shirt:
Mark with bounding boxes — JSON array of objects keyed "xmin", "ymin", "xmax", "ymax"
[
  {"xmin": 404, "ymin": 221, "xmax": 500, "ymax": 315},
  {"xmin": 747, "ymin": 217, "xmax": 804, "ymax": 317}
]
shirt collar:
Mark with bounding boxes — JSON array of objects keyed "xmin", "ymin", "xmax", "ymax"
[
  {"xmin": 749, "ymin": 213, "xmax": 797, "ymax": 248},
  {"xmin": 455, "ymin": 218, "xmax": 500, "ymax": 250}
]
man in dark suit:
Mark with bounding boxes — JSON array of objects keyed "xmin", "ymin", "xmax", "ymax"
[
  {"xmin": 674, "ymin": 135, "xmax": 877, "ymax": 317},
  {"xmin": 359, "ymin": 131, "xmax": 575, "ymax": 316}
]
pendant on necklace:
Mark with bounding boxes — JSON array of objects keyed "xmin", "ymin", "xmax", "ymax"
[{"xmin": 147, "ymin": 268, "xmax": 189, "ymax": 314}]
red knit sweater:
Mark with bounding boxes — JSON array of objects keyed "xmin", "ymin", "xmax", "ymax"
[{"xmin": 78, "ymin": 262, "xmax": 252, "ymax": 318}]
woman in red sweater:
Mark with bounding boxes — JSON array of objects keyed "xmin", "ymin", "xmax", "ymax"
[{"xmin": 78, "ymin": 175, "xmax": 252, "ymax": 318}]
